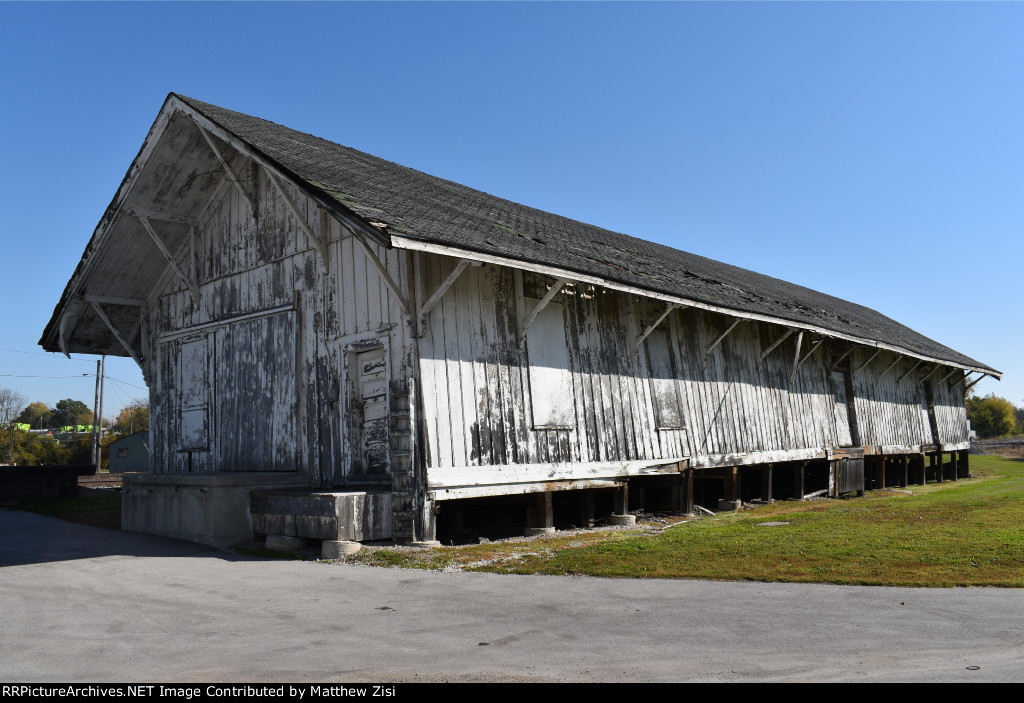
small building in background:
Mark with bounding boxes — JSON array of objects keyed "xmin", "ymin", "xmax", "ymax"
[{"xmin": 108, "ymin": 430, "xmax": 150, "ymax": 474}]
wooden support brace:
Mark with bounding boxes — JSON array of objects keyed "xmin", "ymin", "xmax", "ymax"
[
  {"xmin": 519, "ymin": 278, "xmax": 568, "ymax": 346},
  {"xmin": 704, "ymin": 318, "xmax": 742, "ymax": 357},
  {"xmin": 880, "ymin": 353, "xmax": 904, "ymax": 377},
  {"xmin": 789, "ymin": 330, "xmax": 804, "ymax": 386},
  {"xmin": 420, "ymin": 259, "xmax": 471, "ymax": 323},
  {"xmin": 760, "ymin": 328, "xmax": 794, "ymax": 362},
  {"xmin": 896, "ymin": 360, "xmax": 923, "ymax": 384},
  {"xmin": 797, "ymin": 338, "xmax": 823, "ymax": 369},
  {"xmin": 135, "ymin": 213, "xmax": 199, "ymax": 306},
  {"xmin": 635, "ymin": 302, "xmax": 681, "ymax": 350},
  {"xmin": 197, "ymin": 124, "xmax": 258, "ymax": 214},
  {"xmin": 962, "ymin": 370, "xmax": 987, "ymax": 392},
  {"xmin": 856, "ymin": 348, "xmax": 882, "ymax": 372},
  {"xmin": 937, "ymin": 367, "xmax": 961, "ymax": 386},
  {"xmin": 89, "ymin": 300, "xmax": 144, "ymax": 368},
  {"xmin": 917, "ymin": 364, "xmax": 941, "ymax": 386},
  {"xmin": 830, "ymin": 344, "xmax": 856, "ymax": 370},
  {"xmin": 348, "ymin": 232, "xmax": 411, "ymax": 318},
  {"xmin": 267, "ymin": 171, "xmax": 328, "ymax": 273}
]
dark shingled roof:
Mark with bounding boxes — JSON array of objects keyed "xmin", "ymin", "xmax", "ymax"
[{"xmin": 177, "ymin": 94, "xmax": 995, "ymax": 374}]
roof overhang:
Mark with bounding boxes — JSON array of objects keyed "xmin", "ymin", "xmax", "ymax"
[{"xmin": 391, "ymin": 234, "xmax": 1002, "ymax": 378}]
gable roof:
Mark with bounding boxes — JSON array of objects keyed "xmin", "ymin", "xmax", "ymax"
[{"xmin": 42, "ymin": 93, "xmax": 998, "ymax": 376}]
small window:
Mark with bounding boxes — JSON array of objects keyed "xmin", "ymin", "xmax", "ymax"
[{"xmin": 117, "ymin": 448, "xmax": 129, "ymax": 458}]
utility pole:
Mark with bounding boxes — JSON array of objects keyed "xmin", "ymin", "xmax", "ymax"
[{"xmin": 91, "ymin": 356, "xmax": 105, "ymax": 472}]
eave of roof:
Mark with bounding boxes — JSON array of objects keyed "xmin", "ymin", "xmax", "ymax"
[{"xmin": 42, "ymin": 93, "xmax": 1001, "ymax": 378}]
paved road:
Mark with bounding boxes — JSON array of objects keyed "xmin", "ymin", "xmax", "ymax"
[{"xmin": 1, "ymin": 509, "xmax": 1022, "ymax": 682}]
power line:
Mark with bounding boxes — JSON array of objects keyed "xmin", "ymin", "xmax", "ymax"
[
  {"xmin": 0, "ymin": 347, "xmax": 94, "ymax": 360},
  {"xmin": 0, "ymin": 374, "xmax": 94, "ymax": 379}
]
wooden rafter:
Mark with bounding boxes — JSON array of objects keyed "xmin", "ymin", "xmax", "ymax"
[
  {"xmin": 635, "ymin": 302, "xmax": 682, "ymax": 350},
  {"xmin": 134, "ymin": 212, "xmax": 199, "ymax": 306},
  {"xmin": 519, "ymin": 278, "xmax": 568, "ymax": 346},
  {"xmin": 196, "ymin": 123, "xmax": 258, "ymax": 214}
]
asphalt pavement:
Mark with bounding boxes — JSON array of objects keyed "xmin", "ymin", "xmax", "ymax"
[{"xmin": 1, "ymin": 508, "xmax": 1022, "ymax": 682}]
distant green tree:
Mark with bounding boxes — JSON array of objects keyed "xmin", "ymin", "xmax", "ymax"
[
  {"xmin": 112, "ymin": 400, "xmax": 149, "ymax": 437},
  {"xmin": 51, "ymin": 399, "xmax": 93, "ymax": 428},
  {"xmin": 966, "ymin": 394, "xmax": 1017, "ymax": 438},
  {"xmin": 16, "ymin": 401, "xmax": 53, "ymax": 429}
]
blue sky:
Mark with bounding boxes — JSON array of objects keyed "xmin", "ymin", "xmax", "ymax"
[{"xmin": 1, "ymin": 1, "xmax": 1020, "ymax": 419}]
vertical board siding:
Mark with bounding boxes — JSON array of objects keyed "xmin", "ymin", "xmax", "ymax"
[
  {"xmin": 852, "ymin": 349, "xmax": 933, "ymax": 447},
  {"xmin": 418, "ymin": 254, "xmax": 853, "ymax": 473},
  {"xmin": 931, "ymin": 371, "xmax": 969, "ymax": 444},
  {"xmin": 146, "ymin": 167, "xmax": 414, "ymax": 485}
]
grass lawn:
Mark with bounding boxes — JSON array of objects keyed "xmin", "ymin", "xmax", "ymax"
[
  {"xmin": 13, "ymin": 455, "xmax": 1023, "ymax": 587},
  {"xmin": 350, "ymin": 454, "xmax": 1024, "ymax": 587}
]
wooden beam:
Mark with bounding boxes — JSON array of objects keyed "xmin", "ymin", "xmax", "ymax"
[
  {"xmin": 196, "ymin": 124, "xmax": 258, "ymax": 214},
  {"xmin": 513, "ymin": 269, "xmax": 526, "ymax": 339},
  {"xmin": 348, "ymin": 231, "xmax": 411, "ymax": 318},
  {"xmin": 897, "ymin": 360, "xmax": 923, "ymax": 384},
  {"xmin": 760, "ymin": 328, "xmax": 794, "ymax": 361},
  {"xmin": 519, "ymin": 278, "xmax": 568, "ymax": 345},
  {"xmin": 83, "ymin": 294, "xmax": 147, "ymax": 307},
  {"xmin": 127, "ymin": 209, "xmax": 197, "ymax": 227},
  {"xmin": 704, "ymin": 318, "xmax": 742, "ymax": 357},
  {"xmin": 89, "ymin": 300, "xmax": 143, "ymax": 368},
  {"xmin": 856, "ymin": 348, "xmax": 882, "ymax": 372},
  {"xmin": 635, "ymin": 302, "xmax": 681, "ymax": 350},
  {"xmin": 134, "ymin": 213, "xmax": 198, "ymax": 306},
  {"xmin": 789, "ymin": 330, "xmax": 804, "ymax": 386},
  {"xmin": 267, "ymin": 170, "xmax": 328, "ymax": 273},
  {"xmin": 937, "ymin": 367, "xmax": 961, "ymax": 386}
]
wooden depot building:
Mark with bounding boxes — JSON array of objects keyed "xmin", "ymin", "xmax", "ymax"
[{"xmin": 41, "ymin": 94, "xmax": 1001, "ymax": 548}]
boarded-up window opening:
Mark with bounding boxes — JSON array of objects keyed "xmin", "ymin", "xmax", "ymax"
[
  {"xmin": 178, "ymin": 335, "xmax": 211, "ymax": 450},
  {"xmin": 645, "ymin": 328, "xmax": 684, "ymax": 429},
  {"xmin": 525, "ymin": 299, "xmax": 575, "ymax": 430}
]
